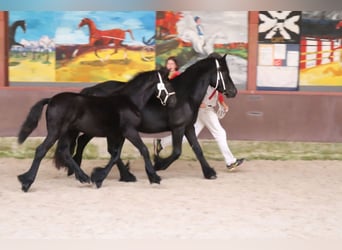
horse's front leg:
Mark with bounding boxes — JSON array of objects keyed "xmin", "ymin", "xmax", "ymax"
[
  {"xmin": 90, "ymin": 136, "xmax": 125, "ymax": 188},
  {"xmin": 154, "ymin": 127, "xmax": 185, "ymax": 171},
  {"xmin": 184, "ymin": 126, "xmax": 217, "ymax": 179},
  {"xmin": 124, "ymin": 128, "xmax": 161, "ymax": 184}
]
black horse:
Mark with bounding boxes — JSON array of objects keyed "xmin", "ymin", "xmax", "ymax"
[
  {"xmin": 63, "ymin": 53, "xmax": 237, "ymax": 188},
  {"xmin": 9, "ymin": 20, "xmax": 26, "ymax": 50},
  {"xmin": 17, "ymin": 69, "xmax": 177, "ymax": 192}
]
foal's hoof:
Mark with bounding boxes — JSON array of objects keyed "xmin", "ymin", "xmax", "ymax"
[
  {"xmin": 17, "ymin": 174, "xmax": 33, "ymax": 192},
  {"xmin": 148, "ymin": 173, "xmax": 161, "ymax": 184},
  {"xmin": 119, "ymin": 173, "xmax": 137, "ymax": 182},
  {"xmin": 94, "ymin": 180, "xmax": 103, "ymax": 189},
  {"xmin": 67, "ymin": 168, "xmax": 74, "ymax": 176},
  {"xmin": 91, "ymin": 167, "xmax": 107, "ymax": 188},
  {"xmin": 75, "ymin": 172, "xmax": 91, "ymax": 184}
]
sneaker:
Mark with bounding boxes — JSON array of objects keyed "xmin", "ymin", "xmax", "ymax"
[
  {"xmin": 153, "ymin": 139, "xmax": 163, "ymax": 156},
  {"xmin": 226, "ymin": 158, "xmax": 245, "ymax": 171}
]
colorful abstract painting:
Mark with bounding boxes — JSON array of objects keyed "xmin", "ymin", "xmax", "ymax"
[{"xmin": 299, "ymin": 11, "xmax": 342, "ymax": 86}]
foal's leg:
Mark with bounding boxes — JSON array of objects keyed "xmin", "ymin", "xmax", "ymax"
[
  {"xmin": 91, "ymin": 136, "xmax": 125, "ymax": 188},
  {"xmin": 75, "ymin": 134, "xmax": 135, "ymax": 183},
  {"xmin": 57, "ymin": 134, "xmax": 91, "ymax": 184},
  {"xmin": 184, "ymin": 126, "xmax": 217, "ymax": 179},
  {"xmin": 124, "ymin": 129, "xmax": 161, "ymax": 184},
  {"xmin": 17, "ymin": 134, "xmax": 58, "ymax": 192},
  {"xmin": 72, "ymin": 133, "xmax": 93, "ymax": 168}
]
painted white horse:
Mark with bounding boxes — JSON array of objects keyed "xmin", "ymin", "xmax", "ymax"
[{"xmin": 177, "ymin": 14, "xmax": 227, "ymax": 56}]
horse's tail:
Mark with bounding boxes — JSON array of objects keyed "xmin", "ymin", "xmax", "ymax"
[
  {"xmin": 54, "ymin": 132, "xmax": 78, "ymax": 170},
  {"xmin": 53, "ymin": 141, "xmax": 68, "ymax": 170},
  {"xmin": 125, "ymin": 29, "xmax": 135, "ymax": 41},
  {"xmin": 18, "ymin": 98, "xmax": 50, "ymax": 144}
]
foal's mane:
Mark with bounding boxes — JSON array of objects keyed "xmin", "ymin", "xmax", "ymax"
[{"xmin": 119, "ymin": 70, "xmax": 160, "ymax": 95}]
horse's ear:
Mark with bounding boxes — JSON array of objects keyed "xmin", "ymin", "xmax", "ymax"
[
  {"xmin": 207, "ymin": 52, "xmax": 222, "ymax": 59},
  {"xmin": 223, "ymin": 53, "xmax": 228, "ymax": 62}
]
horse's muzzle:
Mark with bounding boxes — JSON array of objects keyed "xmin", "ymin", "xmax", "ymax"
[{"xmin": 225, "ymin": 88, "xmax": 238, "ymax": 98}]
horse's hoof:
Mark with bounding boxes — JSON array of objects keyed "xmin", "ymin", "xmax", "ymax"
[
  {"xmin": 67, "ymin": 169, "xmax": 74, "ymax": 176},
  {"xmin": 21, "ymin": 183, "xmax": 31, "ymax": 192},
  {"xmin": 95, "ymin": 181, "xmax": 103, "ymax": 188},
  {"xmin": 91, "ymin": 170, "xmax": 106, "ymax": 187},
  {"xmin": 149, "ymin": 174, "xmax": 161, "ymax": 184},
  {"xmin": 119, "ymin": 174, "xmax": 137, "ymax": 182},
  {"xmin": 75, "ymin": 173, "xmax": 91, "ymax": 184},
  {"xmin": 207, "ymin": 175, "xmax": 217, "ymax": 180},
  {"xmin": 18, "ymin": 175, "xmax": 32, "ymax": 192}
]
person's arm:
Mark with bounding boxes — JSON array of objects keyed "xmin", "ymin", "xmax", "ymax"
[{"xmin": 218, "ymin": 93, "xmax": 229, "ymax": 112}]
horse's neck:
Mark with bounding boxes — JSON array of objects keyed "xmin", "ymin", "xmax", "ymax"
[
  {"xmin": 86, "ymin": 22, "xmax": 97, "ymax": 33},
  {"xmin": 12, "ymin": 22, "xmax": 21, "ymax": 32},
  {"xmin": 120, "ymin": 79, "xmax": 155, "ymax": 108},
  {"xmin": 176, "ymin": 60, "xmax": 214, "ymax": 106}
]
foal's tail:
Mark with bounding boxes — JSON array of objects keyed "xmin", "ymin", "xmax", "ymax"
[{"xmin": 18, "ymin": 98, "xmax": 50, "ymax": 144}]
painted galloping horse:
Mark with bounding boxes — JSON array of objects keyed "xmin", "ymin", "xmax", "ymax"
[
  {"xmin": 9, "ymin": 20, "xmax": 26, "ymax": 50},
  {"xmin": 78, "ymin": 17, "xmax": 135, "ymax": 59}
]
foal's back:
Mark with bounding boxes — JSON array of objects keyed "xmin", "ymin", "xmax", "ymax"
[{"xmin": 47, "ymin": 92, "xmax": 139, "ymax": 136}]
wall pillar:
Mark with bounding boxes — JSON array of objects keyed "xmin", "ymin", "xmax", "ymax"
[{"xmin": 0, "ymin": 11, "xmax": 9, "ymax": 87}]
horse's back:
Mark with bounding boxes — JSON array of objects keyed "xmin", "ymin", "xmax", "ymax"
[{"xmin": 81, "ymin": 80, "xmax": 126, "ymax": 96}]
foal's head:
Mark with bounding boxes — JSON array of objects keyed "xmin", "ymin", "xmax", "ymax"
[{"xmin": 208, "ymin": 53, "xmax": 237, "ymax": 98}]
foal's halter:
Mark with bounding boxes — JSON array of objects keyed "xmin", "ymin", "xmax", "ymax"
[
  {"xmin": 209, "ymin": 59, "xmax": 227, "ymax": 99},
  {"xmin": 156, "ymin": 72, "xmax": 176, "ymax": 106}
]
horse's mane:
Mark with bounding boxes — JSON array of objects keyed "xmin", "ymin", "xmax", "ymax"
[
  {"xmin": 170, "ymin": 56, "xmax": 216, "ymax": 101},
  {"xmin": 119, "ymin": 69, "xmax": 162, "ymax": 95}
]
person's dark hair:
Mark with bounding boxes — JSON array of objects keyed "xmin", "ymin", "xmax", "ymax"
[
  {"xmin": 194, "ymin": 16, "xmax": 200, "ymax": 22},
  {"xmin": 165, "ymin": 56, "xmax": 179, "ymax": 70}
]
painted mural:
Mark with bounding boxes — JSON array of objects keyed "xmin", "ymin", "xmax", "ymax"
[
  {"xmin": 55, "ymin": 11, "xmax": 155, "ymax": 82},
  {"xmin": 9, "ymin": 11, "xmax": 156, "ymax": 83},
  {"xmin": 9, "ymin": 11, "xmax": 57, "ymax": 82},
  {"xmin": 10, "ymin": 11, "xmax": 342, "ymax": 89},
  {"xmin": 299, "ymin": 11, "xmax": 342, "ymax": 86},
  {"xmin": 155, "ymin": 11, "xmax": 248, "ymax": 86}
]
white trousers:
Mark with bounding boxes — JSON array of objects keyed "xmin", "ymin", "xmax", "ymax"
[{"xmin": 160, "ymin": 107, "xmax": 236, "ymax": 165}]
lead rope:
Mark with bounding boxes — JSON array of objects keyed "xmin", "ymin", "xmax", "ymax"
[{"xmin": 156, "ymin": 72, "xmax": 176, "ymax": 106}]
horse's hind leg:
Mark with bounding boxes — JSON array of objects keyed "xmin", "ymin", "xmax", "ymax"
[
  {"xmin": 58, "ymin": 134, "xmax": 91, "ymax": 184},
  {"xmin": 117, "ymin": 158, "xmax": 137, "ymax": 182},
  {"xmin": 17, "ymin": 134, "xmax": 58, "ymax": 192},
  {"xmin": 71, "ymin": 133, "xmax": 93, "ymax": 174},
  {"xmin": 185, "ymin": 126, "xmax": 216, "ymax": 179}
]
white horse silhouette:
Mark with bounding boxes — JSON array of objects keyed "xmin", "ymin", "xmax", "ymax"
[{"xmin": 177, "ymin": 14, "xmax": 227, "ymax": 56}]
